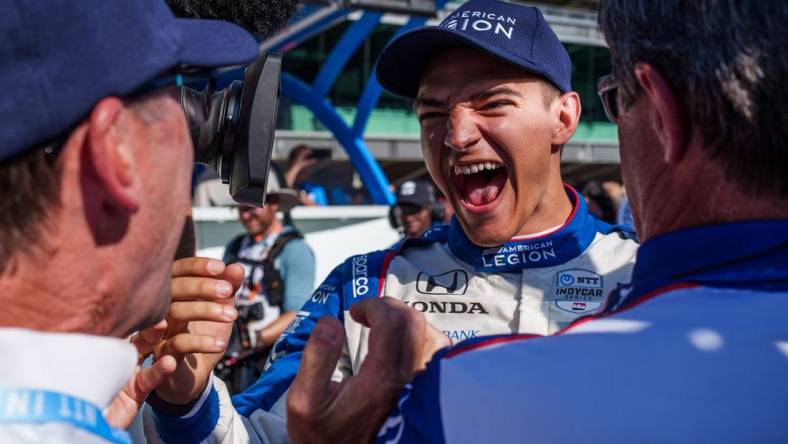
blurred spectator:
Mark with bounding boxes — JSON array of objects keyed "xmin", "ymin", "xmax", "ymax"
[
  {"xmin": 389, "ymin": 180, "xmax": 445, "ymax": 239},
  {"xmin": 582, "ymin": 180, "xmax": 617, "ymax": 223},
  {"xmin": 602, "ymin": 180, "xmax": 625, "ymax": 210},
  {"xmin": 219, "ymin": 169, "xmax": 315, "ymax": 393},
  {"xmin": 284, "ymin": 144, "xmax": 328, "ymax": 206},
  {"xmin": 599, "ymin": 180, "xmax": 634, "ymax": 229}
]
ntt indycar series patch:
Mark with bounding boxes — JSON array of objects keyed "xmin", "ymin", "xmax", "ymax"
[{"xmin": 146, "ymin": 186, "xmax": 638, "ymax": 443}]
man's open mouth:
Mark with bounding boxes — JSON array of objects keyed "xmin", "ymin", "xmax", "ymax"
[{"xmin": 450, "ymin": 161, "xmax": 507, "ymax": 209}]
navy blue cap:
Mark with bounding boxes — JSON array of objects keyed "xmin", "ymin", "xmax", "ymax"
[
  {"xmin": 376, "ymin": 0, "xmax": 572, "ymax": 98},
  {"xmin": 0, "ymin": 0, "xmax": 260, "ymax": 162},
  {"xmin": 396, "ymin": 180, "xmax": 436, "ymax": 207}
]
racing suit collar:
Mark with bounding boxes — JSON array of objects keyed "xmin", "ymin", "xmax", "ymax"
[
  {"xmin": 447, "ymin": 185, "xmax": 598, "ymax": 273},
  {"xmin": 633, "ymin": 220, "xmax": 788, "ymax": 285}
]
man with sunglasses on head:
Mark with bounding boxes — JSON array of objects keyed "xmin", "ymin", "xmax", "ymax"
[
  {"xmin": 284, "ymin": 0, "xmax": 788, "ymax": 443},
  {"xmin": 0, "ymin": 0, "xmax": 263, "ymax": 442},
  {"xmin": 144, "ymin": 1, "xmax": 639, "ymax": 442}
]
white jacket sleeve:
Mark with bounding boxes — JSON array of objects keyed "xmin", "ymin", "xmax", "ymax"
[{"xmin": 143, "ymin": 375, "xmax": 291, "ymax": 444}]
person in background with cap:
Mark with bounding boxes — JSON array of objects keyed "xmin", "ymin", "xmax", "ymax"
[
  {"xmin": 285, "ymin": 0, "xmax": 788, "ymax": 442},
  {"xmin": 0, "ymin": 0, "xmax": 262, "ymax": 442},
  {"xmin": 146, "ymin": 1, "xmax": 638, "ymax": 442},
  {"xmin": 218, "ymin": 169, "xmax": 315, "ymax": 394},
  {"xmin": 390, "ymin": 180, "xmax": 444, "ymax": 240}
]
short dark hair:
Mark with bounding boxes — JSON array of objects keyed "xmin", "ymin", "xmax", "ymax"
[
  {"xmin": 599, "ymin": 0, "xmax": 788, "ymax": 196},
  {"xmin": 0, "ymin": 144, "xmax": 63, "ymax": 274},
  {"xmin": 541, "ymin": 81, "xmax": 561, "ymax": 108}
]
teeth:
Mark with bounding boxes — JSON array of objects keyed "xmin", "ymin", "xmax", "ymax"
[{"xmin": 453, "ymin": 162, "xmax": 501, "ymax": 175}]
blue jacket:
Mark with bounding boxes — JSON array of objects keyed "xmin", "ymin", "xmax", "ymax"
[{"xmin": 378, "ymin": 220, "xmax": 788, "ymax": 443}]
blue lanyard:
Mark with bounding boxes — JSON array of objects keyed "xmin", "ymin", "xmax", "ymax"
[{"xmin": 0, "ymin": 388, "xmax": 131, "ymax": 444}]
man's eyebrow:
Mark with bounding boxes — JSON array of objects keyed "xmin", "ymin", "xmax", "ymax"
[
  {"xmin": 413, "ymin": 96, "xmax": 447, "ymax": 109},
  {"xmin": 468, "ymin": 87, "xmax": 523, "ymax": 102},
  {"xmin": 414, "ymin": 87, "xmax": 523, "ymax": 109}
]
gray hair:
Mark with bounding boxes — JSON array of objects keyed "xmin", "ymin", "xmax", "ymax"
[{"xmin": 599, "ymin": 0, "xmax": 788, "ymax": 196}]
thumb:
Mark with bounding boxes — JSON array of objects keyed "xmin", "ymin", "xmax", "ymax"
[
  {"xmin": 105, "ymin": 356, "xmax": 177, "ymax": 429},
  {"xmin": 289, "ymin": 317, "xmax": 344, "ymax": 414}
]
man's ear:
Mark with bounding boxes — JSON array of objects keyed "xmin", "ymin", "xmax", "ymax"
[
  {"xmin": 634, "ymin": 63, "xmax": 688, "ymax": 163},
  {"xmin": 551, "ymin": 91, "xmax": 581, "ymax": 147},
  {"xmin": 85, "ymin": 97, "xmax": 140, "ymax": 213}
]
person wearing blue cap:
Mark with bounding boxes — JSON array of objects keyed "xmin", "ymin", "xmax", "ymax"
[
  {"xmin": 0, "ymin": 0, "xmax": 264, "ymax": 442},
  {"xmin": 390, "ymin": 180, "xmax": 445, "ymax": 240},
  {"xmin": 284, "ymin": 0, "xmax": 788, "ymax": 443},
  {"xmin": 145, "ymin": 1, "xmax": 638, "ymax": 443}
]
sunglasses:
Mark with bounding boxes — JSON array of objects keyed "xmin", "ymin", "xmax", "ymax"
[{"xmin": 597, "ymin": 74, "xmax": 620, "ymax": 124}]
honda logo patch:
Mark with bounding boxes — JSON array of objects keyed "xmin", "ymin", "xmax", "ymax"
[{"xmin": 416, "ymin": 270, "xmax": 469, "ymax": 295}]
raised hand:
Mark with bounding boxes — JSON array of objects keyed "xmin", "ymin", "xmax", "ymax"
[
  {"xmin": 152, "ymin": 257, "xmax": 244, "ymax": 405},
  {"xmin": 287, "ymin": 297, "xmax": 450, "ymax": 444}
]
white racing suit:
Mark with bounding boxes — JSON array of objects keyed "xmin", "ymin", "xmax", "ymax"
[{"xmin": 144, "ymin": 186, "xmax": 638, "ymax": 443}]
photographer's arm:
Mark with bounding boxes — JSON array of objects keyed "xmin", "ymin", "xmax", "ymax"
[{"xmin": 257, "ymin": 311, "xmax": 295, "ymax": 349}]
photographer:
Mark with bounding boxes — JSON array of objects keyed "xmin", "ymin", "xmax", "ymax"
[
  {"xmin": 0, "ymin": 0, "xmax": 259, "ymax": 441},
  {"xmin": 219, "ymin": 170, "xmax": 315, "ymax": 394}
]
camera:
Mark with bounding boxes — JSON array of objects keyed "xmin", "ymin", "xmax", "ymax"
[{"xmin": 180, "ymin": 53, "xmax": 282, "ymax": 207}]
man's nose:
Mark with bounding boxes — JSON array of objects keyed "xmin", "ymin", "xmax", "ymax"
[{"xmin": 444, "ymin": 108, "xmax": 481, "ymax": 152}]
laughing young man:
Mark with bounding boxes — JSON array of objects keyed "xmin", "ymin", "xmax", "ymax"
[{"xmin": 144, "ymin": 1, "xmax": 638, "ymax": 442}]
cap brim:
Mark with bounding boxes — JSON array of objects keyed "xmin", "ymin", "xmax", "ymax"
[
  {"xmin": 174, "ymin": 19, "xmax": 260, "ymax": 68},
  {"xmin": 269, "ymin": 189, "xmax": 299, "ymax": 212},
  {"xmin": 377, "ymin": 26, "xmax": 558, "ymax": 98},
  {"xmin": 397, "ymin": 197, "xmax": 431, "ymax": 207}
]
